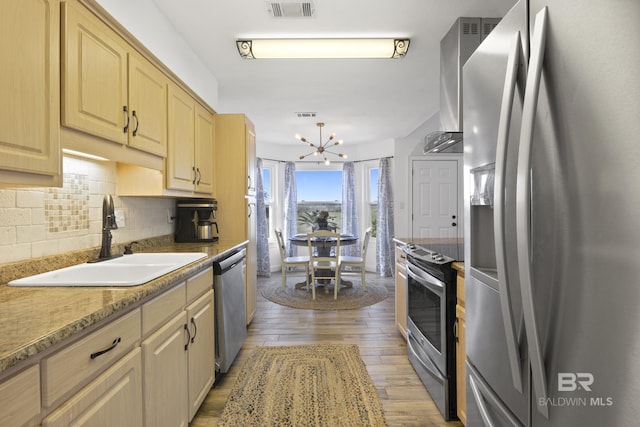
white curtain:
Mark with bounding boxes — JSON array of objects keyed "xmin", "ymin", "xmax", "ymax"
[
  {"xmin": 341, "ymin": 162, "xmax": 359, "ymax": 257},
  {"xmin": 283, "ymin": 161, "xmax": 297, "ymax": 257},
  {"xmin": 376, "ymin": 157, "xmax": 395, "ymax": 276},
  {"xmin": 255, "ymin": 158, "xmax": 270, "ymax": 276}
]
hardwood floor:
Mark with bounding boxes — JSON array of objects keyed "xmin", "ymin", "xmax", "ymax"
[{"xmin": 190, "ymin": 273, "xmax": 464, "ymax": 427}]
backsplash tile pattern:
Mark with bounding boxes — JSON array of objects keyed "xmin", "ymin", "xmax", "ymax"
[
  {"xmin": 45, "ymin": 173, "xmax": 90, "ymax": 233},
  {"xmin": 0, "ymin": 156, "xmax": 175, "ymax": 265}
]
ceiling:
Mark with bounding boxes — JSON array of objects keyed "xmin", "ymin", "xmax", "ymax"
[{"xmin": 151, "ymin": 0, "xmax": 516, "ymax": 149}]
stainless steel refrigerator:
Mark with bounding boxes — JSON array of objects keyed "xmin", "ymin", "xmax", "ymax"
[{"xmin": 463, "ymin": 0, "xmax": 640, "ymax": 426}]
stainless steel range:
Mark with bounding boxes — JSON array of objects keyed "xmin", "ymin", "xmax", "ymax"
[{"xmin": 404, "ymin": 242, "xmax": 462, "ymax": 421}]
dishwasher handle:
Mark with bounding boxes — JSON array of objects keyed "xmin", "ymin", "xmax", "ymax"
[{"xmin": 213, "ymin": 248, "xmax": 246, "ymax": 275}]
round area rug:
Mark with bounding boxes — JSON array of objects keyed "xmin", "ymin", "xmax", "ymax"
[{"xmin": 262, "ymin": 276, "xmax": 388, "ymax": 310}]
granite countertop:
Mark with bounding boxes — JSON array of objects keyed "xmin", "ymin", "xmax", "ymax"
[{"xmin": 0, "ymin": 237, "xmax": 248, "ymax": 376}]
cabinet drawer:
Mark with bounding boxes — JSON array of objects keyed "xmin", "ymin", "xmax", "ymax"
[
  {"xmin": 186, "ymin": 266, "xmax": 212, "ymax": 303},
  {"xmin": 0, "ymin": 365, "xmax": 40, "ymax": 427},
  {"xmin": 395, "ymin": 246, "xmax": 407, "ymax": 267},
  {"xmin": 142, "ymin": 282, "xmax": 186, "ymax": 336},
  {"xmin": 41, "ymin": 309, "xmax": 141, "ymax": 407},
  {"xmin": 42, "ymin": 348, "xmax": 142, "ymax": 427}
]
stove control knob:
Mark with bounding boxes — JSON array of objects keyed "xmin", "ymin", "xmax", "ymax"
[{"xmin": 435, "ymin": 255, "xmax": 445, "ymax": 262}]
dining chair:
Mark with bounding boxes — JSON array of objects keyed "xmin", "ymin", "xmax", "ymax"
[
  {"xmin": 275, "ymin": 228, "xmax": 310, "ymax": 293},
  {"xmin": 307, "ymin": 230, "xmax": 341, "ymax": 299},
  {"xmin": 338, "ymin": 227, "xmax": 372, "ymax": 291}
]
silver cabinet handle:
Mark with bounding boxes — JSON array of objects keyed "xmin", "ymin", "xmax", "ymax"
[
  {"xmin": 493, "ymin": 30, "xmax": 526, "ymax": 394},
  {"xmin": 515, "ymin": 6, "xmax": 549, "ymax": 419}
]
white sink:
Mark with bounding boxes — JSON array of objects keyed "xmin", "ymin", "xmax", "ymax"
[
  {"xmin": 107, "ymin": 252, "xmax": 208, "ymax": 266},
  {"xmin": 8, "ymin": 252, "xmax": 208, "ymax": 287}
]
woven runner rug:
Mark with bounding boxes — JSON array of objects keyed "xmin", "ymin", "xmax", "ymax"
[
  {"xmin": 219, "ymin": 344, "xmax": 387, "ymax": 427},
  {"xmin": 261, "ymin": 275, "xmax": 388, "ymax": 310}
]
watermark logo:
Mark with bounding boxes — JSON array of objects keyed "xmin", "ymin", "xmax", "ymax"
[
  {"xmin": 538, "ymin": 373, "xmax": 614, "ymax": 408},
  {"xmin": 557, "ymin": 372, "xmax": 594, "ymax": 392}
]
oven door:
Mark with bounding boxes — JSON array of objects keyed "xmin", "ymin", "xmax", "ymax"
[{"xmin": 406, "ymin": 262, "xmax": 447, "ymax": 372}]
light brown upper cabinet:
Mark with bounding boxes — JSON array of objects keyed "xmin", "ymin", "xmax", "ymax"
[
  {"xmin": 0, "ymin": 0, "xmax": 61, "ymax": 187},
  {"xmin": 166, "ymin": 83, "xmax": 214, "ymax": 194},
  {"xmin": 61, "ymin": 1, "xmax": 167, "ymax": 157}
]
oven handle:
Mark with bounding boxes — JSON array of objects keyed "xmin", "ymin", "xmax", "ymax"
[
  {"xmin": 407, "ymin": 329, "xmax": 445, "ymax": 383},
  {"xmin": 406, "ymin": 263, "xmax": 444, "ymax": 295}
]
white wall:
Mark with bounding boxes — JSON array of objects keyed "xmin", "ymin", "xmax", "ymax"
[
  {"xmin": 95, "ymin": 0, "xmax": 219, "ymax": 110},
  {"xmin": 393, "ymin": 111, "xmax": 441, "ymax": 238},
  {"xmin": 0, "ymin": 156, "xmax": 174, "ymax": 265}
]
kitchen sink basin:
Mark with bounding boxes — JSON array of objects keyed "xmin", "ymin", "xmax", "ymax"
[{"xmin": 8, "ymin": 252, "xmax": 208, "ymax": 287}]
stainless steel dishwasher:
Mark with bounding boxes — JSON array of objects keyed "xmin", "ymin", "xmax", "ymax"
[{"xmin": 213, "ymin": 248, "xmax": 247, "ymax": 374}]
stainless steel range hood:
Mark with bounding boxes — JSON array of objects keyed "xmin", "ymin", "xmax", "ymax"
[{"xmin": 424, "ymin": 17, "xmax": 500, "ymax": 154}]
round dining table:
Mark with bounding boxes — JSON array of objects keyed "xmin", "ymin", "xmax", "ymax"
[{"xmin": 289, "ymin": 233, "xmax": 358, "ymax": 290}]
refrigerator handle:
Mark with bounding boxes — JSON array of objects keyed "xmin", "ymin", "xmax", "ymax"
[
  {"xmin": 493, "ymin": 30, "xmax": 525, "ymax": 394},
  {"xmin": 468, "ymin": 363, "xmax": 523, "ymax": 427},
  {"xmin": 516, "ymin": 6, "xmax": 549, "ymax": 419}
]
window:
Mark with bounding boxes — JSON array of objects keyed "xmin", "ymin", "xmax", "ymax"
[
  {"xmin": 368, "ymin": 167, "xmax": 379, "ymax": 237},
  {"xmin": 296, "ymin": 170, "xmax": 342, "ymax": 234},
  {"xmin": 261, "ymin": 164, "xmax": 274, "ymax": 238}
]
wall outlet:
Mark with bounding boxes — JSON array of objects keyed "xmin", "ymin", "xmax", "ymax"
[
  {"xmin": 167, "ymin": 210, "xmax": 175, "ymax": 224},
  {"xmin": 115, "ymin": 209, "xmax": 126, "ymax": 228}
]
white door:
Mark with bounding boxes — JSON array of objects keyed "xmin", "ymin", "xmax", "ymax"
[{"xmin": 412, "ymin": 160, "xmax": 459, "ymax": 238}]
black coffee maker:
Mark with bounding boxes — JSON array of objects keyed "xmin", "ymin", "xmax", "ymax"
[{"xmin": 175, "ymin": 199, "xmax": 219, "ymax": 242}]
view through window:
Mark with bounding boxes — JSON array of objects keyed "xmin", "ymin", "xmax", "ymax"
[
  {"xmin": 261, "ymin": 167, "xmax": 272, "ymax": 238},
  {"xmin": 369, "ymin": 168, "xmax": 379, "ymax": 237},
  {"xmin": 296, "ymin": 170, "xmax": 342, "ymax": 234}
]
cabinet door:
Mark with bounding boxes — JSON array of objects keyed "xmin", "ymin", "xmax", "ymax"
[
  {"xmin": 0, "ymin": 365, "xmax": 40, "ymax": 427},
  {"xmin": 167, "ymin": 84, "xmax": 196, "ymax": 192},
  {"xmin": 246, "ymin": 206, "xmax": 257, "ymax": 325},
  {"xmin": 395, "ymin": 267, "xmax": 407, "ymax": 338},
  {"xmin": 456, "ymin": 304, "xmax": 467, "ymax": 425},
  {"xmin": 194, "ymin": 103, "xmax": 214, "ymax": 194},
  {"xmin": 142, "ymin": 312, "xmax": 188, "ymax": 427},
  {"xmin": 0, "ymin": 0, "xmax": 60, "ymax": 184},
  {"xmin": 246, "ymin": 123, "xmax": 257, "ymax": 196},
  {"xmin": 186, "ymin": 290, "xmax": 215, "ymax": 421},
  {"xmin": 128, "ymin": 52, "xmax": 168, "ymax": 157},
  {"xmin": 42, "ymin": 349, "xmax": 142, "ymax": 427},
  {"xmin": 61, "ymin": 2, "xmax": 128, "ymax": 144}
]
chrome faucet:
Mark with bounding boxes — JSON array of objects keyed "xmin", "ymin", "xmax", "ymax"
[{"xmin": 97, "ymin": 194, "xmax": 121, "ymax": 261}]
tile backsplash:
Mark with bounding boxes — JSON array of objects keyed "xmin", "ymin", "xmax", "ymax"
[{"xmin": 0, "ymin": 156, "xmax": 175, "ymax": 265}]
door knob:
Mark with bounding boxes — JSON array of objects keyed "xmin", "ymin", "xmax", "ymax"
[{"xmin": 452, "ymin": 222, "xmax": 457, "ymax": 227}]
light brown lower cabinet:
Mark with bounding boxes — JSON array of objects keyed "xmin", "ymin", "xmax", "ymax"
[
  {"xmin": 42, "ymin": 349, "xmax": 143, "ymax": 427},
  {"xmin": 142, "ymin": 269, "xmax": 215, "ymax": 426},
  {"xmin": 142, "ymin": 311, "xmax": 189, "ymax": 427},
  {"xmin": 0, "ymin": 365, "xmax": 40, "ymax": 427},
  {"xmin": 455, "ymin": 269, "xmax": 466, "ymax": 425},
  {"xmin": 394, "ymin": 244, "xmax": 408, "ymax": 338},
  {"xmin": 0, "ymin": 264, "xmax": 216, "ymax": 426}
]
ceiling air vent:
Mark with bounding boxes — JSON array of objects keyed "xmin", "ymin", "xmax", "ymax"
[{"xmin": 266, "ymin": 1, "xmax": 315, "ymax": 18}]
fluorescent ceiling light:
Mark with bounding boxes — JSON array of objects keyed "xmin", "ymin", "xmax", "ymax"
[{"xmin": 236, "ymin": 38, "xmax": 409, "ymax": 59}]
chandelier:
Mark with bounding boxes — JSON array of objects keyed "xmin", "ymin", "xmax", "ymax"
[{"xmin": 296, "ymin": 122, "xmax": 346, "ymax": 165}]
